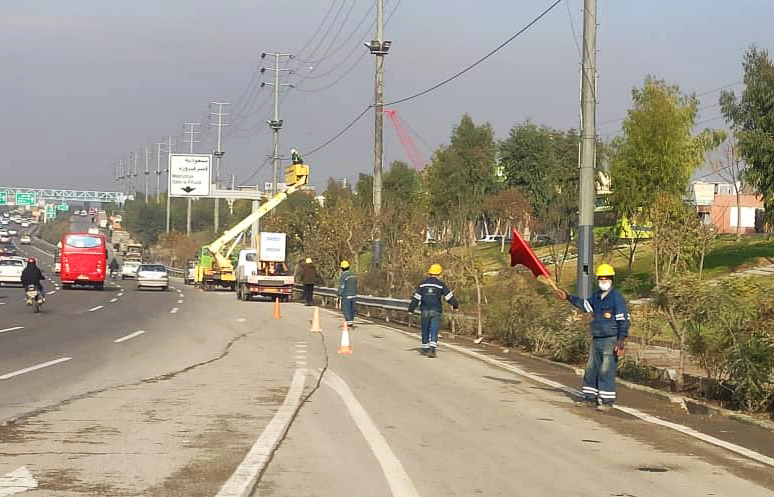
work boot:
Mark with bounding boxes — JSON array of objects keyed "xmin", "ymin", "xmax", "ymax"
[
  {"xmin": 419, "ymin": 348, "xmax": 428, "ymax": 355},
  {"xmin": 427, "ymin": 347, "xmax": 436, "ymax": 358},
  {"xmin": 596, "ymin": 403, "xmax": 613, "ymax": 412},
  {"xmin": 574, "ymin": 399, "xmax": 596, "ymax": 408}
]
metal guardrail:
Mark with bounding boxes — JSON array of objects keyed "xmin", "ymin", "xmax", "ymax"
[
  {"xmin": 165, "ymin": 266, "xmax": 186, "ymax": 278},
  {"xmin": 293, "ymin": 284, "xmax": 411, "ymax": 312}
]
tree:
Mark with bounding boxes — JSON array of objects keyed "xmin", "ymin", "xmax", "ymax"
[
  {"xmin": 483, "ymin": 188, "xmax": 530, "ymax": 253},
  {"xmin": 354, "ymin": 173, "xmax": 374, "ymax": 212},
  {"xmin": 651, "ymin": 193, "xmax": 702, "ymax": 284},
  {"xmin": 711, "ymin": 137, "xmax": 747, "ymax": 239},
  {"xmin": 720, "ymin": 46, "xmax": 774, "ymax": 225},
  {"xmin": 383, "ymin": 160, "xmax": 419, "ymax": 209},
  {"xmin": 424, "ymin": 114, "xmax": 497, "ymax": 243},
  {"xmin": 609, "ymin": 77, "xmax": 717, "ymax": 270}
]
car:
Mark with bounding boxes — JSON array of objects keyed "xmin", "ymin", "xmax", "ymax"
[
  {"xmin": 477, "ymin": 234, "xmax": 504, "ymax": 243},
  {"xmin": 1, "ymin": 212, "xmax": 7, "ymax": 218},
  {"xmin": 0, "ymin": 236, "xmax": 10, "ymax": 244},
  {"xmin": 121, "ymin": 260, "xmax": 141, "ymax": 279},
  {"xmin": 87, "ymin": 227, "xmax": 99, "ymax": 235},
  {"xmin": 7, "ymin": 228, "xmax": 17, "ymax": 236},
  {"xmin": 20, "ymin": 221, "xmax": 29, "ymax": 228},
  {"xmin": 0, "ymin": 245, "xmax": 17, "ymax": 257},
  {"xmin": 136, "ymin": 264, "xmax": 168, "ymax": 291},
  {"xmin": 19, "ymin": 235, "xmax": 31, "ymax": 245},
  {"xmin": 0, "ymin": 257, "xmax": 25, "ymax": 286}
]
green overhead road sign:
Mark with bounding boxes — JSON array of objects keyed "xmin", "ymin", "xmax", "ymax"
[
  {"xmin": 0, "ymin": 192, "xmax": 6, "ymax": 205},
  {"xmin": 15, "ymin": 192, "xmax": 36, "ymax": 206},
  {"xmin": 57, "ymin": 204, "xmax": 68, "ymax": 211}
]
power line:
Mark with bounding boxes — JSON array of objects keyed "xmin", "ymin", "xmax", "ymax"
[
  {"xmin": 564, "ymin": 0, "xmax": 582, "ymax": 58},
  {"xmin": 383, "ymin": 0, "xmax": 562, "ymax": 106},
  {"xmin": 302, "ymin": 106, "xmax": 372, "ymax": 156},
  {"xmin": 238, "ymin": 156, "xmax": 272, "ymax": 186},
  {"xmin": 294, "ymin": 0, "xmax": 341, "ymax": 59}
]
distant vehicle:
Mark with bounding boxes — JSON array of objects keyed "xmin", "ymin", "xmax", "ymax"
[
  {"xmin": 59, "ymin": 233, "xmax": 108, "ymax": 290},
  {"xmin": 19, "ymin": 235, "xmax": 31, "ymax": 245},
  {"xmin": 184, "ymin": 259, "xmax": 198, "ymax": 285},
  {"xmin": 0, "ymin": 258, "xmax": 25, "ymax": 285},
  {"xmin": 135, "ymin": 264, "xmax": 168, "ymax": 291},
  {"xmin": 7, "ymin": 228, "xmax": 17, "ymax": 236},
  {"xmin": 0, "ymin": 236, "xmax": 9, "ymax": 244},
  {"xmin": 0, "ymin": 229, "xmax": 7, "ymax": 237},
  {"xmin": 477, "ymin": 234, "xmax": 504, "ymax": 243},
  {"xmin": 87, "ymin": 227, "xmax": 99, "ymax": 235},
  {"xmin": 0, "ymin": 245, "xmax": 17, "ymax": 257},
  {"xmin": 121, "ymin": 260, "xmax": 141, "ymax": 279},
  {"xmin": 1, "ymin": 212, "xmax": 8, "ymax": 218},
  {"xmin": 20, "ymin": 221, "xmax": 30, "ymax": 228}
]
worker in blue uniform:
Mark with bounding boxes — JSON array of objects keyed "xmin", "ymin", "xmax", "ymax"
[
  {"xmin": 408, "ymin": 264, "xmax": 459, "ymax": 358},
  {"xmin": 337, "ymin": 260, "xmax": 358, "ymax": 328},
  {"xmin": 554, "ymin": 264, "xmax": 630, "ymax": 411}
]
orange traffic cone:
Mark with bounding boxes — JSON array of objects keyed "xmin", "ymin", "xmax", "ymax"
[
  {"xmin": 273, "ymin": 297, "xmax": 282, "ymax": 319},
  {"xmin": 310, "ymin": 306, "xmax": 322, "ymax": 333},
  {"xmin": 338, "ymin": 320, "xmax": 354, "ymax": 355}
]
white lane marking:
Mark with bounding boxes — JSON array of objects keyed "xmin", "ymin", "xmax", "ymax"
[
  {"xmin": 0, "ymin": 303, "xmax": 5, "ymax": 305},
  {"xmin": 88, "ymin": 305, "xmax": 104, "ymax": 312},
  {"xmin": 215, "ymin": 369, "xmax": 306, "ymax": 497},
  {"xmin": 236, "ymin": 317, "xmax": 246, "ymax": 323},
  {"xmin": 0, "ymin": 465, "xmax": 38, "ymax": 495},
  {"xmin": 109, "ymin": 298, "xmax": 118, "ymax": 303},
  {"xmin": 0, "ymin": 326, "xmax": 24, "ymax": 334},
  {"xmin": 323, "ymin": 369, "xmax": 420, "ymax": 497},
  {"xmin": 46, "ymin": 291, "xmax": 56, "ymax": 295},
  {"xmin": 0, "ymin": 357, "xmax": 72, "ymax": 380},
  {"xmin": 381, "ymin": 324, "xmax": 774, "ymax": 469},
  {"xmin": 178, "ymin": 299, "xmax": 184, "ymax": 304},
  {"xmin": 296, "ymin": 361, "xmax": 307, "ymax": 366},
  {"xmin": 117, "ymin": 292, "xmax": 124, "ymax": 297},
  {"xmin": 114, "ymin": 330, "xmax": 146, "ymax": 343},
  {"xmin": 170, "ymin": 307, "xmax": 178, "ymax": 314}
]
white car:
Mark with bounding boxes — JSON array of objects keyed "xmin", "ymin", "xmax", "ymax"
[
  {"xmin": 20, "ymin": 221, "xmax": 29, "ymax": 228},
  {"xmin": 0, "ymin": 257, "xmax": 25, "ymax": 285},
  {"xmin": 135, "ymin": 264, "xmax": 169, "ymax": 291},
  {"xmin": 19, "ymin": 235, "xmax": 31, "ymax": 245},
  {"xmin": 121, "ymin": 260, "xmax": 141, "ymax": 279},
  {"xmin": 7, "ymin": 229, "xmax": 17, "ymax": 236},
  {"xmin": 0, "ymin": 229, "xmax": 7, "ymax": 237},
  {"xmin": 80, "ymin": 211, "xmax": 88, "ymax": 216},
  {"xmin": 477, "ymin": 234, "xmax": 504, "ymax": 243},
  {"xmin": 0, "ymin": 236, "xmax": 9, "ymax": 244}
]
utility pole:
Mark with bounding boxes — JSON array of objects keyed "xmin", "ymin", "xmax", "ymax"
[
  {"xmin": 366, "ymin": 0, "xmax": 391, "ymax": 268},
  {"xmin": 156, "ymin": 141, "xmax": 165, "ymax": 204},
  {"xmin": 144, "ymin": 146, "xmax": 150, "ymax": 203},
  {"xmin": 261, "ymin": 52, "xmax": 293, "ymax": 196},
  {"xmin": 184, "ymin": 123, "xmax": 202, "ymax": 235},
  {"xmin": 576, "ymin": 0, "xmax": 597, "ymax": 298},
  {"xmin": 210, "ymin": 102, "xmax": 230, "ymax": 232},
  {"xmin": 165, "ymin": 135, "xmax": 175, "ymax": 233}
]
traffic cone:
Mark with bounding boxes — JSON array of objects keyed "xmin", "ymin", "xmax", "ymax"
[
  {"xmin": 273, "ymin": 297, "xmax": 282, "ymax": 319},
  {"xmin": 338, "ymin": 320, "xmax": 354, "ymax": 355},
  {"xmin": 310, "ymin": 306, "xmax": 322, "ymax": 333}
]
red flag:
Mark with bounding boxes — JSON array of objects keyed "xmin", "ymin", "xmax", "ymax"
[{"xmin": 510, "ymin": 227, "xmax": 550, "ymax": 279}]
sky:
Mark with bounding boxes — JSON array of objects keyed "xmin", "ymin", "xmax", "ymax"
[{"xmin": 0, "ymin": 0, "xmax": 772, "ymax": 193}]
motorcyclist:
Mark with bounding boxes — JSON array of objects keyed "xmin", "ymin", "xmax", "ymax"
[
  {"xmin": 21, "ymin": 257, "xmax": 46, "ymax": 302},
  {"xmin": 109, "ymin": 257, "xmax": 120, "ymax": 278}
]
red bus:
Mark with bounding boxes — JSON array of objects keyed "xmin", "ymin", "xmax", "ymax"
[{"xmin": 60, "ymin": 232, "xmax": 108, "ymax": 290}]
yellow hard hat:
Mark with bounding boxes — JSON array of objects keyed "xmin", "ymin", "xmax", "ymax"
[
  {"xmin": 305, "ymin": 257, "xmax": 312, "ymax": 264},
  {"xmin": 340, "ymin": 260, "xmax": 350, "ymax": 269},
  {"xmin": 428, "ymin": 263, "xmax": 443, "ymax": 275},
  {"xmin": 595, "ymin": 263, "xmax": 615, "ymax": 277}
]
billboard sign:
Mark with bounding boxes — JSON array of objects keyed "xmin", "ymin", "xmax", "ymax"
[
  {"xmin": 168, "ymin": 154, "xmax": 212, "ymax": 197},
  {"xmin": 15, "ymin": 192, "xmax": 36, "ymax": 206}
]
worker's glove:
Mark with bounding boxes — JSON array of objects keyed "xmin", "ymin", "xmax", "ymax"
[
  {"xmin": 614, "ymin": 340, "xmax": 625, "ymax": 357},
  {"xmin": 554, "ymin": 288, "xmax": 567, "ymax": 301}
]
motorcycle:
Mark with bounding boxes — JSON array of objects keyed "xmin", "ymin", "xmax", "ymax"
[{"xmin": 25, "ymin": 285, "xmax": 43, "ymax": 313}]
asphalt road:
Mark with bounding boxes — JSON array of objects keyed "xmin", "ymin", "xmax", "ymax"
[{"xmin": 0, "ymin": 213, "xmax": 772, "ymax": 496}]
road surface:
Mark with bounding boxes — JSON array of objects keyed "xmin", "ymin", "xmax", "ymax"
[{"xmin": 0, "ymin": 213, "xmax": 772, "ymax": 496}]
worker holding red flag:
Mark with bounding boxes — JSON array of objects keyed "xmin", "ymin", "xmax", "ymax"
[{"xmin": 553, "ymin": 264, "xmax": 630, "ymax": 411}]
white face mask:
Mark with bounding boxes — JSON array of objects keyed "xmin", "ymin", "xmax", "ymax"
[{"xmin": 598, "ymin": 280, "xmax": 612, "ymax": 292}]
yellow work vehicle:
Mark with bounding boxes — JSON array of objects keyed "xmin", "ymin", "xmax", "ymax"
[{"xmin": 194, "ymin": 163, "xmax": 310, "ymax": 291}]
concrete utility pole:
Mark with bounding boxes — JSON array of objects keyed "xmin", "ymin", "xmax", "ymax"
[
  {"xmin": 210, "ymin": 102, "xmax": 230, "ymax": 233},
  {"xmin": 366, "ymin": 0, "xmax": 391, "ymax": 268},
  {"xmin": 165, "ymin": 135, "xmax": 175, "ymax": 233},
  {"xmin": 261, "ymin": 52, "xmax": 293, "ymax": 196},
  {"xmin": 144, "ymin": 146, "xmax": 150, "ymax": 203},
  {"xmin": 156, "ymin": 141, "xmax": 165, "ymax": 203},
  {"xmin": 184, "ymin": 123, "xmax": 202, "ymax": 235},
  {"xmin": 576, "ymin": 0, "xmax": 598, "ymax": 298}
]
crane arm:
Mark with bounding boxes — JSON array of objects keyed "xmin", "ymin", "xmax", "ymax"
[{"xmin": 207, "ymin": 164, "xmax": 309, "ymax": 268}]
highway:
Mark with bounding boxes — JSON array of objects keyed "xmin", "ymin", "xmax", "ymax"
[{"xmin": 0, "ymin": 214, "xmax": 773, "ymax": 496}]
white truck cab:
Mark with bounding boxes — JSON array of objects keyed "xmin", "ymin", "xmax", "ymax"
[{"xmin": 236, "ymin": 233, "xmax": 294, "ymax": 301}]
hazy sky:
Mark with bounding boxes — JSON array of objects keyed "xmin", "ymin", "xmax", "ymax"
[{"xmin": 1, "ymin": 0, "xmax": 772, "ymax": 192}]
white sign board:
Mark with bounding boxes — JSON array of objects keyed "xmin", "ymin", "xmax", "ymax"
[
  {"xmin": 169, "ymin": 154, "xmax": 212, "ymax": 197},
  {"xmin": 692, "ymin": 182, "xmax": 715, "ymax": 206},
  {"xmin": 259, "ymin": 232, "xmax": 286, "ymax": 262},
  {"xmin": 730, "ymin": 207, "xmax": 756, "ymax": 228}
]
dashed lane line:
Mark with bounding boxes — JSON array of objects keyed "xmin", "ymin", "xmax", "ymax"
[
  {"xmin": 170, "ymin": 307, "xmax": 179, "ymax": 314},
  {"xmin": 0, "ymin": 326, "xmax": 24, "ymax": 334},
  {"xmin": 215, "ymin": 369, "xmax": 307, "ymax": 497},
  {"xmin": 117, "ymin": 292, "xmax": 124, "ymax": 297},
  {"xmin": 109, "ymin": 298, "xmax": 118, "ymax": 303},
  {"xmin": 88, "ymin": 305, "xmax": 104, "ymax": 312},
  {"xmin": 114, "ymin": 330, "xmax": 146, "ymax": 343},
  {"xmin": 0, "ymin": 357, "xmax": 72, "ymax": 380},
  {"xmin": 177, "ymin": 299, "xmax": 184, "ymax": 304},
  {"xmin": 46, "ymin": 291, "xmax": 56, "ymax": 295}
]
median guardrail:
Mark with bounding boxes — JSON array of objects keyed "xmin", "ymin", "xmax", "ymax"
[{"xmin": 165, "ymin": 266, "xmax": 186, "ymax": 278}]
